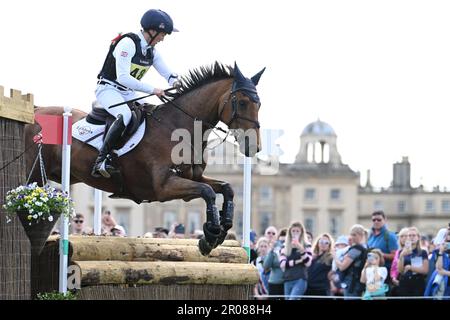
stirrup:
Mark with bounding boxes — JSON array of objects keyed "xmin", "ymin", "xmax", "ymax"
[
  {"xmin": 97, "ymin": 159, "xmax": 112, "ymax": 178},
  {"xmin": 91, "ymin": 155, "xmax": 114, "ymax": 178}
]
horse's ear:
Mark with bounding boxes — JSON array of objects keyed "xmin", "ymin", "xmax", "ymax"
[
  {"xmin": 251, "ymin": 67, "xmax": 266, "ymax": 86},
  {"xmin": 233, "ymin": 62, "xmax": 246, "ymax": 82}
]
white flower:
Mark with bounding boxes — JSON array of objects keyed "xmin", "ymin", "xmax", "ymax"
[
  {"xmin": 38, "ymin": 212, "xmax": 43, "ymax": 216},
  {"xmin": 24, "ymin": 203, "xmax": 30, "ymax": 208},
  {"xmin": 33, "ymin": 214, "xmax": 38, "ymax": 219},
  {"xmin": 48, "ymin": 216, "xmax": 53, "ymax": 222},
  {"xmin": 42, "ymin": 197, "xmax": 48, "ymax": 202},
  {"xmin": 35, "ymin": 201, "xmax": 42, "ymax": 206},
  {"xmin": 7, "ymin": 201, "xmax": 12, "ymax": 206},
  {"xmin": 29, "ymin": 208, "xmax": 34, "ymax": 213}
]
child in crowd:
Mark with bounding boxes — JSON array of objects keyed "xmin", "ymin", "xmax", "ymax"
[
  {"xmin": 330, "ymin": 235, "xmax": 349, "ymax": 295},
  {"xmin": 360, "ymin": 249, "xmax": 389, "ymax": 300}
]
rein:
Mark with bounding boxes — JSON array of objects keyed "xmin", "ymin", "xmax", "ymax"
[{"xmin": 157, "ymin": 94, "xmax": 231, "ymax": 150}]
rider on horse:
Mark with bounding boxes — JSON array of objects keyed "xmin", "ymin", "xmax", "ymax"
[{"xmin": 92, "ymin": 9, "xmax": 181, "ymax": 178}]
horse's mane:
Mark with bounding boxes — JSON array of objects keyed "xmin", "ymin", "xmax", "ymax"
[{"xmin": 170, "ymin": 62, "xmax": 234, "ymax": 99}]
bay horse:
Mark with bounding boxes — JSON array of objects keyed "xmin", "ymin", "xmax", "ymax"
[{"xmin": 25, "ymin": 62, "xmax": 265, "ymax": 255}]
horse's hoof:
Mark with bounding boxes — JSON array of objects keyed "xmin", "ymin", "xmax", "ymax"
[
  {"xmin": 216, "ymin": 228, "xmax": 227, "ymax": 246},
  {"xmin": 198, "ymin": 238, "xmax": 213, "ymax": 256}
]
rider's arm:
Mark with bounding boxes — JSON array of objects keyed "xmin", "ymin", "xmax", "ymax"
[
  {"xmin": 113, "ymin": 37, "xmax": 155, "ymax": 94},
  {"xmin": 152, "ymin": 48, "xmax": 179, "ymax": 86}
]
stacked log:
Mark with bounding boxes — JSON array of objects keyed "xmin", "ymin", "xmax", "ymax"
[
  {"xmin": 40, "ymin": 235, "xmax": 258, "ymax": 300},
  {"xmin": 68, "ymin": 236, "xmax": 247, "ymax": 264}
]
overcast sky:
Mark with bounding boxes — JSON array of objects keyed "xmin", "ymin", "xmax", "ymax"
[{"xmin": 1, "ymin": 0, "xmax": 450, "ymax": 189}]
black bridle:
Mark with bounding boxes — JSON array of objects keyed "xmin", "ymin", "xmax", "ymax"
[
  {"xmin": 218, "ymin": 90, "xmax": 261, "ymax": 129},
  {"xmin": 159, "ymin": 83, "xmax": 261, "ymax": 133},
  {"xmin": 157, "ymin": 84, "xmax": 261, "ymax": 151}
]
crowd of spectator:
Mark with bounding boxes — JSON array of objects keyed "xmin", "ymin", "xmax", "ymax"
[
  {"xmin": 58, "ymin": 208, "xmax": 450, "ymax": 299},
  {"xmin": 249, "ymin": 211, "xmax": 450, "ymax": 300}
]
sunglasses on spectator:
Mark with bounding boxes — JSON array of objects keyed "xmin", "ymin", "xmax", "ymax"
[
  {"xmin": 74, "ymin": 220, "xmax": 84, "ymax": 224},
  {"xmin": 319, "ymin": 240, "xmax": 330, "ymax": 245},
  {"xmin": 266, "ymin": 231, "xmax": 276, "ymax": 235},
  {"xmin": 372, "ymin": 218, "xmax": 382, "ymax": 222}
]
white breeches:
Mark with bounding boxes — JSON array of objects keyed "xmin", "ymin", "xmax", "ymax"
[{"xmin": 95, "ymin": 85, "xmax": 147, "ymax": 126}]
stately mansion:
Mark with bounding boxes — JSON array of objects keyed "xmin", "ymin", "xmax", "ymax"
[{"xmin": 71, "ymin": 120, "xmax": 450, "ymax": 239}]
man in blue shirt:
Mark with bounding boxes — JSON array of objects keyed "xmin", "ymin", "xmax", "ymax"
[{"xmin": 367, "ymin": 211, "xmax": 398, "ymax": 273}]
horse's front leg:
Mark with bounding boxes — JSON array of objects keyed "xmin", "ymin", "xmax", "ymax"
[
  {"xmin": 197, "ymin": 175, "xmax": 234, "ymax": 246},
  {"xmin": 154, "ymin": 175, "xmax": 221, "ymax": 256}
]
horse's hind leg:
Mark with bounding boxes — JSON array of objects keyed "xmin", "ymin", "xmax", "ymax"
[
  {"xmin": 198, "ymin": 176, "xmax": 234, "ymax": 246},
  {"xmin": 155, "ymin": 175, "xmax": 221, "ymax": 256}
]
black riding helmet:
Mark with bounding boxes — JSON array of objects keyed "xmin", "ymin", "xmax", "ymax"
[{"xmin": 140, "ymin": 9, "xmax": 179, "ymax": 34}]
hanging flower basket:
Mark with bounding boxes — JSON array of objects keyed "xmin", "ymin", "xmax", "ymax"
[
  {"xmin": 16, "ymin": 210, "xmax": 58, "ymax": 256},
  {"xmin": 3, "ymin": 182, "xmax": 74, "ymax": 255}
]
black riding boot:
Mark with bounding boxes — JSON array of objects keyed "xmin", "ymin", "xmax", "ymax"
[{"xmin": 91, "ymin": 115, "xmax": 126, "ymax": 178}]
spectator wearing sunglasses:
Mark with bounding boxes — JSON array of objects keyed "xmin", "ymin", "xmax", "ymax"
[
  {"xmin": 397, "ymin": 226, "xmax": 429, "ymax": 296},
  {"xmin": 263, "ymin": 228, "xmax": 287, "ymax": 300},
  {"xmin": 367, "ymin": 211, "xmax": 398, "ymax": 276},
  {"xmin": 71, "ymin": 213, "xmax": 85, "ymax": 235},
  {"xmin": 264, "ymin": 226, "xmax": 278, "ymax": 247},
  {"xmin": 305, "ymin": 233, "xmax": 334, "ymax": 297}
]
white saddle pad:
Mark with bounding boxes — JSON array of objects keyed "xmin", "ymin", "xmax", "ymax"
[{"xmin": 72, "ymin": 118, "xmax": 146, "ymax": 157}]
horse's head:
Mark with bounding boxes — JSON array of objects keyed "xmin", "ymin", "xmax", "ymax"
[{"xmin": 219, "ymin": 63, "xmax": 266, "ymax": 157}]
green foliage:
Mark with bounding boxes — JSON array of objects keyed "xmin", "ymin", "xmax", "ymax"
[{"xmin": 36, "ymin": 290, "xmax": 78, "ymax": 300}]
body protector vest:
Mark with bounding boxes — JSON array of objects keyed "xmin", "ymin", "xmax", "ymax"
[{"xmin": 98, "ymin": 32, "xmax": 154, "ymax": 86}]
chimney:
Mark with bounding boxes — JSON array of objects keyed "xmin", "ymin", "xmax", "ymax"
[
  {"xmin": 393, "ymin": 156, "xmax": 411, "ymax": 191},
  {"xmin": 365, "ymin": 169, "xmax": 373, "ymax": 190}
]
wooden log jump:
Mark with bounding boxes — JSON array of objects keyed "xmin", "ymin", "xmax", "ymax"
[
  {"xmin": 37, "ymin": 236, "xmax": 258, "ymax": 300},
  {"xmin": 67, "ymin": 236, "xmax": 247, "ymax": 264}
]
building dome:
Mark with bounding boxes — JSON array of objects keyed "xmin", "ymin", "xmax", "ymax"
[{"xmin": 301, "ymin": 119, "xmax": 336, "ymax": 137}]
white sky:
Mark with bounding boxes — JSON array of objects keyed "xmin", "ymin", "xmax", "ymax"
[{"xmin": 1, "ymin": 0, "xmax": 450, "ymax": 190}]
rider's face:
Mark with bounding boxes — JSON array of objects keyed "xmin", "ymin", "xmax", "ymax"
[{"xmin": 146, "ymin": 30, "xmax": 167, "ymax": 46}]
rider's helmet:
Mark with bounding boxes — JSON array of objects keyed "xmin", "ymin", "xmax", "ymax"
[{"xmin": 140, "ymin": 9, "xmax": 179, "ymax": 34}]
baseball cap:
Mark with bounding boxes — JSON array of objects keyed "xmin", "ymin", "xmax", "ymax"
[{"xmin": 335, "ymin": 235, "xmax": 349, "ymax": 246}]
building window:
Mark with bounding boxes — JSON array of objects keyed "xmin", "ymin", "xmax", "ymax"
[
  {"xmin": 304, "ymin": 188, "xmax": 316, "ymax": 200},
  {"xmin": 187, "ymin": 211, "xmax": 201, "ymax": 234},
  {"xmin": 329, "ymin": 210, "xmax": 342, "ymax": 238},
  {"xmin": 374, "ymin": 200, "xmax": 383, "ymax": 211},
  {"xmin": 260, "ymin": 186, "xmax": 273, "ymax": 202},
  {"xmin": 115, "ymin": 208, "xmax": 130, "ymax": 235},
  {"xmin": 163, "ymin": 211, "xmax": 178, "ymax": 230},
  {"xmin": 442, "ymin": 200, "xmax": 450, "ymax": 213},
  {"xmin": 425, "ymin": 200, "xmax": 435, "ymax": 213},
  {"xmin": 304, "ymin": 215, "xmax": 315, "ymax": 235},
  {"xmin": 330, "ymin": 189, "xmax": 341, "ymax": 200},
  {"xmin": 260, "ymin": 212, "xmax": 272, "ymax": 235},
  {"xmin": 305, "ymin": 218, "xmax": 314, "ymax": 235},
  {"xmin": 329, "ymin": 216, "xmax": 340, "ymax": 238},
  {"xmin": 398, "ymin": 201, "xmax": 406, "ymax": 214}
]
